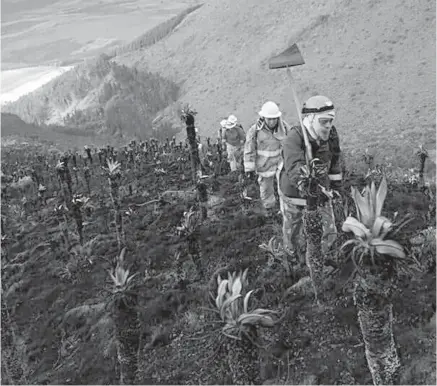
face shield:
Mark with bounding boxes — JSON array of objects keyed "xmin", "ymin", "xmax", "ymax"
[{"xmin": 310, "ymin": 110, "xmax": 335, "ymax": 141}]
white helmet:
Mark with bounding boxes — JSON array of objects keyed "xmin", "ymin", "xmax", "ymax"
[
  {"xmin": 225, "ymin": 114, "xmax": 238, "ymax": 129},
  {"xmin": 259, "ymin": 101, "xmax": 282, "ymax": 118},
  {"xmin": 302, "ymin": 95, "xmax": 335, "ymax": 116},
  {"xmin": 227, "ymin": 114, "xmax": 238, "ymax": 125}
]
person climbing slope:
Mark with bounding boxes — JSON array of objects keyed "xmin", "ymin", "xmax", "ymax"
[
  {"xmin": 219, "ymin": 114, "xmax": 246, "ymax": 173},
  {"xmin": 279, "ymin": 95, "xmax": 343, "ymax": 262},
  {"xmin": 244, "ymin": 101, "xmax": 290, "ymax": 215}
]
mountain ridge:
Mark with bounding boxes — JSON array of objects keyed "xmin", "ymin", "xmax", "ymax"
[
  {"xmin": 1, "ymin": 4, "xmax": 205, "ymax": 143},
  {"xmin": 2, "ymin": 56, "xmax": 181, "ymax": 139},
  {"xmin": 114, "ymin": 0, "xmax": 436, "ymax": 165},
  {"xmin": 3, "ymin": 0, "xmax": 435, "ymax": 167}
]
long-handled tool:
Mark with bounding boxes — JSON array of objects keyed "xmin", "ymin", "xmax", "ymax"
[
  {"xmin": 268, "ymin": 43, "xmax": 313, "ymax": 164},
  {"xmin": 270, "ymin": 43, "xmax": 341, "ymax": 252}
]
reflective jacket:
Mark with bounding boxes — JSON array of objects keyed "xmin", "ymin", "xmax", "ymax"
[
  {"xmin": 279, "ymin": 125, "xmax": 343, "ymax": 205},
  {"xmin": 244, "ymin": 118, "xmax": 289, "ymax": 177}
]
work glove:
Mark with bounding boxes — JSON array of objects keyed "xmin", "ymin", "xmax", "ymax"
[
  {"xmin": 311, "ymin": 159, "xmax": 330, "ymax": 187},
  {"xmin": 310, "ymin": 158, "xmax": 328, "ymax": 176}
]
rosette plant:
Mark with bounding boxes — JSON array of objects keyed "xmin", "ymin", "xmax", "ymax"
[
  {"xmin": 104, "ymin": 159, "xmax": 123, "ymax": 249},
  {"xmin": 341, "ymin": 176, "xmax": 408, "ymax": 265},
  {"xmin": 259, "ymin": 236, "xmax": 292, "ymax": 275},
  {"xmin": 176, "ymin": 207, "xmax": 203, "ymax": 276},
  {"xmin": 341, "ymin": 176, "xmax": 417, "ymax": 385},
  {"xmin": 105, "ymin": 248, "xmax": 139, "ymax": 385},
  {"xmin": 212, "ymin": 269, "xmax": 278, "ymax": 384}
]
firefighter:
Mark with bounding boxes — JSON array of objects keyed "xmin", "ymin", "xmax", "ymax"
[
  {"xmin": 279, "ymin": 95, "xmax": 343, "ymax": 260},
  {"xmin": 244, "ymin": 101, "xmax": 289, "ymax": 215},
  {"xmin": 219, "ymin": 115, "xmax": 246, "ymax": 172}
]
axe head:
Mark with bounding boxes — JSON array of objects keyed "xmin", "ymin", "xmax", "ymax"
[{"xmin": 269, "ymin": 43, "xmax": 305, "ymax": 69}]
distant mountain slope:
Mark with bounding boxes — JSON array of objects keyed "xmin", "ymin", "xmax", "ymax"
[
  {"xmin": 1, "ymin": 4, "xmax": 205, "ymax": 143},
  {"xmin": 109, "ymin": 4, "xmax": 203, "ymax": 58},
  {"xmin": 1, "ymin": 0, "xmax": 198, "ymax": 67},
  {"xmin": 2, "ymin": 55, "xmax": 180, "ymax": 138},
  {"xmin": 1, "ymin": 113, "xmax": 48, "ymax": 138},
  {"xmin": 1, "ymin": 113, "xmax": 103, "ymax": 150},
  {"xmin": 115, "ymin": 0, "xmax": 436, "ymax": 165}
]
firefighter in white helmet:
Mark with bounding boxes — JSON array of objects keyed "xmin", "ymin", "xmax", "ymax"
[
  {"xmin": 279, "ymin": 95, "xmax": 343, "ymax": 262},
  {"xmin": 244, "ymin": 101, "xmax": 290, "ymax": 215}
]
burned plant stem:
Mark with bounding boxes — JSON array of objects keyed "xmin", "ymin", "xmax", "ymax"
[
  {"xmin": 108, "ymin": 176, "xmax": 124, "ymax": 251},
  {"xmin": 186, "ymin": 125, "xmax": 201, "ymax": 182},
  {"xmin": 197, "ymin": 181, "xmax": 208, "ymax": 220},
  {"xmin": 71, "ymin": 202, "xmax": 84, "ymax": 245},
  {"xmin": 188, "ymin": 233, "xmax": 203, "ymax": 277},
  {"xmin": 303, "ymin": 207, "xmax": 324, "ymax": 303}
]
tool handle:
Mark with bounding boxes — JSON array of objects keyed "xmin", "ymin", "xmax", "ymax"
[{"xmin": 286, "ymin": 68, "xmax": 313, "ymax": 164}]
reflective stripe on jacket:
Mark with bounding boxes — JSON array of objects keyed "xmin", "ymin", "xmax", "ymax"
[
  {"xmin": 279, "ymin": 125, "xmax": 342, "ymax": 200},
  {"xmin": 244, "ymin": 118, "xmax": 289, "ymax": 175}
]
